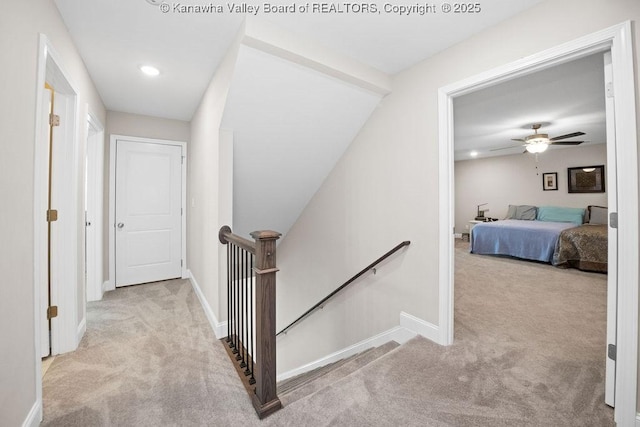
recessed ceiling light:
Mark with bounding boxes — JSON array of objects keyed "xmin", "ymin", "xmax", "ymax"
[
  {"xmin": 470, "ymin": 151, "xmax": 479, "ymax": 157},
  {"xmin": 139, "ymin": 65, "xmax": 160, "ymax": 77}
]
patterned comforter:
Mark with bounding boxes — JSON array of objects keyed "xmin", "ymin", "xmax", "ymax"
[{"xmin": 553, "ymin": 224, "xmax": 608, "ymax": 273}]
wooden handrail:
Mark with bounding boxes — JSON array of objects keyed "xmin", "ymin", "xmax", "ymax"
[
  {"xmin": 277, "ymin": 240, "xmax": 411, "ymax": 336},
  {"xmin": 219, "ymin": 225, "xmax": 256, "ymax": 253},
  {"xmin": 219, "ymin": 225, "xmax": 282, "ymax": 419}
]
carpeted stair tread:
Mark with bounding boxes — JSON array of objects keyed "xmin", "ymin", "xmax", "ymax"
[
  {"xmin": 277, "ymin": 351, "xmax": 366, "ymax": 395},
  {"xmin": 279, "ymin": 341, "xmax": 400, "ymax": 406}
]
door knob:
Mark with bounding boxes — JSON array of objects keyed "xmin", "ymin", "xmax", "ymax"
[{"xmin": 117, "ymin": 223, "xmax": 125, "ymax": 229}]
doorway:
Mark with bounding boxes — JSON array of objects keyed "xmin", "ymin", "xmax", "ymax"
[
  {"xmin": 108, "ymin": 135, "xmax": 188, "ymax": 289},
  {"xmin": 34, "ymin": 34, "xmax": 83, "ymax": 415},
  {"xmin": 438, "ymin": 22, "xmax": 638, "ymax": 425}
]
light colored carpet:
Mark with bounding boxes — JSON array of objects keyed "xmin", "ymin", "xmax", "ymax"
[{"xmin": 42, "ymin": 243, "xmax": 614, "ymax": 426}]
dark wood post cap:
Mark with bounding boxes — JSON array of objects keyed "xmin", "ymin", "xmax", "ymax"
[{"xmin": 250, "ymin": 230, "xmax": 282, "ymax": 241}]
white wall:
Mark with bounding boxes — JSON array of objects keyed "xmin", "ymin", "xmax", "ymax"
[
  {"xmin": 455, "ymin": 144, "xmax": 608, "ymax": 233},
  {"xmin": 187, "ymin": 31, "xmax": 242, "ymax": 326},
  {"xmin": 273, "ymin": 0, "xmax": 640, "ymax": 376},
  {"xmin": 0, "ymin": 0, "xmax": 106, "ymax": 425},
  {"xmin": 105, "ymin": 110, "xmax": 190, "ymax": 142}
]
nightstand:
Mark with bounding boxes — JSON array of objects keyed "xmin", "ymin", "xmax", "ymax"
[{"xmin": 469, "ymin": 220, "xmax": 484, "ymax": 232}]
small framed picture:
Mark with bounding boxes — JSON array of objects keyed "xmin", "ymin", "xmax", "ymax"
[
  {"xmin": 568, "ymin": 165, "xmax": 605, "ymax": 193},
  {"xmin": 542, "ymin": 172, "xmax": 558, "ymax": 191}
]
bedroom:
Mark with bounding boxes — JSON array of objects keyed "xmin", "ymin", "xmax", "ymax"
[
  {"xmin": 451, "ymin": 51, "xmax": 615, "ymax": 418},
  {"xmin": 454, "ymin": 53, "xmax": 608, "ymax": 236}
]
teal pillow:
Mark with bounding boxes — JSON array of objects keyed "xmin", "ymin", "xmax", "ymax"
[{"xmin": 536, "ymin": 206, "xmax": 585, "ymax": 225}]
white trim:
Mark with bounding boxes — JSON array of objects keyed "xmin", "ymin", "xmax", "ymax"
[
  {"xmin": 21, "ymin": 400, "xmax": 41, "ymax": 427},
  {"xmin": 276, "ymin": 313, "xmax": 440, "ymax": 382},
  {"xmin": 108, "ymin": 135, "xmax": 188, "ymax": 288},
  {"xmin": 438, "ymin": 21, "xmax": 638, "ymax": 425},
  {"xmin": 603, "ymin": 50, "xmax": 617, "ymax": 407},
  {"xmin": 33, "ymin": 33, "xmax": 82, "ymax": 425},
  {"xmin": 102, "ymin": 280, "xmax": 110, "ymax": 295},
  {"xmin": 188, "ymin": 270, "xmax": 227, "ymax": 339},
  {"xmin": 636, "ymin": 412, "xmax": 640, "ymax": 427},
  {"xmin": 33, "ymin": 34, "xmax": 48, "ymax": 419},
  {"xmin": 85, "ymin": 108, "xmax": 105, "ymax": 302},
  {"xmin": 76, "ymin": 316, "xmax": 87, "ymax": 346},
  {"xmin": 400, "ymin": 311, "xmax": 441, "ymax": 344},
  {"xmin": 277, "ymin": 325, "xmax": 415, "ymax": 382},
  {"xmin": 243, "ymin": 17, "xmax": 391, "ymax": 95}
]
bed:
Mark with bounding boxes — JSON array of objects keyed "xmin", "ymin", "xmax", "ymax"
[
  {"xmin": 553, "ymin": 224, "xmax": 608, "ymax": 273},
  {"xmin": 470, "ymin": 205, "xmax": 608, "ymax": 272},
  {"xmin": 470, "ymin": 219, "xmax": 576, "ymax": 263}
]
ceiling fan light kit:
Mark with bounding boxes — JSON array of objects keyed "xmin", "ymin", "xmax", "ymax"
[
  {"xmin": 525, "ymin": 133, "xmax": 549, "ymax": 144},
  {"xmin": 490, "ymin": 123, "xmax": 586, "ymax": 155},
  {"xmin": 525, "ymin": 143, "xmax": 548, "ymax": 153}
]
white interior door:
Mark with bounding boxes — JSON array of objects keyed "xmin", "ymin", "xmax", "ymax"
[
  {"xmin": 40, "ymin": 87, "xmax": 52, "ymax": 358},
  {"xmin": 85, "ymin": 115, "xmax": 104, "ymax": 301},
  {"xmin": 115, "ymin": 140, "xmax": 182, "ymax": 287},
  {"xmin": 603, "ymin": 51, "xmax": 617, "ymax": 407}
]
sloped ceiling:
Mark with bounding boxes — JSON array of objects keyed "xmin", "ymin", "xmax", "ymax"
[{"xmin": 222, "ymin": 45, "xmax": 382, "ymax": 238}]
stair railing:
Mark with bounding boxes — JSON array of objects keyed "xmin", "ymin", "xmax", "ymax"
[
  {"xmin": 277, "ymin": 240, "xmax": 411, "ymax": 336},
  {"xmin": 219, "ymin": 225, "xmax": 282, "ymax": 419}
]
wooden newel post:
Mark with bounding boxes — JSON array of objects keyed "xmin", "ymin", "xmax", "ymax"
[{"xmin": 250, "ymin": 230, "xmax": 282, "ymax": 418}]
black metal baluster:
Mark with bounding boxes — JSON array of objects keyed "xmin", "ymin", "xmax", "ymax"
[
  {"xmin": 226, "ymin": 243, "xmax": 231, "ymax": 344},
  {"xmin": 238, "ymin": 245, "xmax": 244, "ymax": 358},
  {"xmin": 229, "ymin": 243, "xmax": 236, "ymax": 350},
  {"xmin": 232, "ymin": 245, "xmax": 239, "ymax": 355},
  {"xmin": 249, "ymin": 254, "xmax": 255, "ymax": 385},
  {"xmin": 243, "ymin": 250, "xmax": 251, "ymax": 375},
  {"xmin": 238, "ymin": 247, "xmax": 245, "ymax": 363}
]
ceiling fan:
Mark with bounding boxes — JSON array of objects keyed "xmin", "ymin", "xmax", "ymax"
[{"xmin": 492, "ymin": 123, "xmax": 585, "ymax": 154}]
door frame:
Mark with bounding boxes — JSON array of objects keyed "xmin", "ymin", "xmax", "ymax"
[
  {"xmin": 437, "ymin": 22, "xmax": 638, "ymax": 425},
  {"xmin": 33, "ymin": 33, "xmax": 82, "ymax": 420},
  {"xmin": 107, "ymin": 135, "xmax": 188, "ymax": 290},
  {"xmin": 85, "ymin": 110, "xmax": 105, "ymax": 301}
]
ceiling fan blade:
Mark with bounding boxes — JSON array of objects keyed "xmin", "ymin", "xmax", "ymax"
[
  {"xmin": 550, "ymin": 141, "xmax": 583, "ymax": 145},
  {"xmin": 511, "ymin": 138, "xmax": 526, "ymax": 142},
  {"xmin": 550, "ymin": 131, "xmax": 585, "ymax": 141},
  {"xmin": 491, "ymin": 145, "xmax": 524, "ymax": 151}
]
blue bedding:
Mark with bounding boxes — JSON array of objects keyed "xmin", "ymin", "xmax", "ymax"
[{"xmin": 470, "ymin": 219, "xmax": 576, "ymax": 263}]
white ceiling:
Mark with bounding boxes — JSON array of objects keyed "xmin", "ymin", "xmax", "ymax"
[
  {"xmin": 53, "ymin": 0, "xmax": 543, "ymax": 120},
  {"xmin": 53, "ymin": 0, "xmax": 551, "ymax": 237},
  {"xmin": 454, "ymin": 53, "xmax": 607, "ymax": 161}
]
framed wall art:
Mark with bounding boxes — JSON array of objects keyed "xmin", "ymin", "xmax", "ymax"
[
  {"xmin": 568, "ymin": 165, "xmax": 605, "ymax": 193},
  {"xmin": 542, "ymin": 172, "xmax": 558, "ymax": 191}
]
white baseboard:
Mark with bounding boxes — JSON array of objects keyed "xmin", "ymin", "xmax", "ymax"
[
  {"xmin": 400, "ymin": 311, "xmax": 441, "ymax": 344},
  {"xmin": 188, "ymin": 270, "xmax": 227, "ymax": 339},
  {"xmin": 277, "ymin": 325, "xmax": 416, "ymax": 382},
  {"xmin": 635, "ymin": 412, "xmax": 640, "ymax": 426},
  {"xmin": 22, "ymin": 400, "xmax": 41, "ymax": 427},
  {"xmin": 76, "ymin": 317, "xmax": 87, "ymax": 346},
  {"xmin": 104, "ymin": 280, "xmax": 115, "ymax": 292},
  {"xmin": 276, "ymin": 312, "xmax": 440, "ymax": 382}
]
